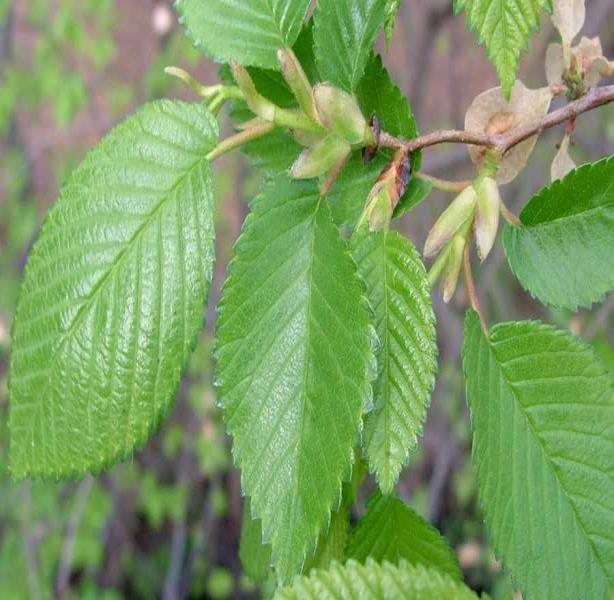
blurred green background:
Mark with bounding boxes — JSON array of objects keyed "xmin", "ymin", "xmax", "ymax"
[{"xmin": 0, "ymin": 1, "xmax": 612, "ymax": 598}]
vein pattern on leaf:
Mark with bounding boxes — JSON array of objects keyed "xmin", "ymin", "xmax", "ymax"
[
  {"xmin": 274, "ymin": 559, "xmax": 478, "ymax": 599},
  {"xmin": 504, "ymin": 156, "xmax": 614, "ymax": 310},
  {"xmin": 463, "ymin": 311, "xmax": 614, "ymax": 599},
  {"xmin": 346, "ymin": 493, "xmax": 461, "ymax": 580},
  {"xmin": 454, "ymin": 0, "xmax": 551, "ymax": 96},
  {"xmin": 314, "ymin": 0, "xmax": 388, "ymax": 91},
  {"xmin": 352, "ymin": 231, "xmax": 436, "ymax": 493},
  {"xmin": 9, "ymin": 100, "xmax": 218, "ymax": 478},
  {"xmin": 215, "ymin": 178, "xmax": 371, "ymax": 583},
  {"xmin": 177, "ymin": 0, "xmax": 310, "ymax": 69}
]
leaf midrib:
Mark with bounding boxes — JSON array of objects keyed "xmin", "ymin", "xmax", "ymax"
[
  {"xmin": 488, "ymin": 334, "xmax": 609, "ymax": 582},
  {"xmin": 284, "ymin": 195, "xmax": 324, "ymax": 577}
]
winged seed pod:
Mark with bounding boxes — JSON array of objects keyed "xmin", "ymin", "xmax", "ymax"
[
  {"xmin": 290, "ymin": 134, "xmax": 351, "ymax": 180},
  {"xmin": 423, "ymin": 184, "xmax": 478, "ymax": 258},
  {"xmin": 313, "ymin": 84, "xmax": 372, "ymax": 145},
  {"xmin": 474, "ymin": 176, "xmax": 501, "ymax": 262}
]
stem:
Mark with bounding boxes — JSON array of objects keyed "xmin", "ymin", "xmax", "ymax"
[
  {"xmin": 463, "ymin": 233, "xmax": 487, "ymax": 332},
  {"xmin": 206, "ymin": 122, "xmax": 276, "ymax": 162},
  {"xmin": 416, "ymin": 172, "xmax": 471, "ymax": 193},
  {"xmin": 379, "ymin": 84, "xmax": 614, "ymax": 156},
  {"xmin": 500, "ymin": 201, "xmax": 522, "ymax": 227}
]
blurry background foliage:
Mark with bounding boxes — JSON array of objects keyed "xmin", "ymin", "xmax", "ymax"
[{"xmin": 0, "ymin": 1, "xmax": 612, "ymax": 598}]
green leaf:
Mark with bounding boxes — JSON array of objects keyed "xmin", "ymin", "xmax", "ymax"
[
  {"xmin": 304, "ymin": 507, "xmax": 350, "ymax": 573},
  {"xmin": 240, "ymin": 498, "xmax": 272, "ymax": 583},
  {"xmin": 463, "ymin": 310, "xmax": 614, "ymax": 599},
  {"xmin": 215, "ymin": 178, "xmax": 371, "ymax": 583},
  {"xmin": 356, "ymin": 55, "xmax": 421, "ymax": 174},
  {"xmin": 313, "ymin": 0, "xmax": 387, "ymax": 92},
  {"xmin": 274, "ymin": 559, "xmax": 478, "ymax": 599},
  {"xmin": 327, "ymin": 55, "xmax": 421, "ymax": 230},
  {"xmin": 393, "ymin": 178, "xmax": 432, "ymax": 219},
  {"xmin": 503, "ymin": 156, "xmax": 614, "ymax": 310},
  {"xmin": 347, "ymin": 493, "xmax": 461, "ymax": 580},
  {"xmin": 9, "ymin": 101, "xmax": 218, "ymax": 478},
  {"xmin": 454, "ymin": 0, "xmax": 552, "ymax": 97},
  {"xmin": 176, "ymin": 0, "xmax": 310, "ymax": 70},
  {"xmin": 352, "ymin": 231, "xmax": 437, "ymax": 493}
]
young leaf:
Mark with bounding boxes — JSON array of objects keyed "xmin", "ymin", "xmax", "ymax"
[
  {"xmin": 274, "ymin": 560, "xmax": 478, "ymax": 599},
  {"xmin": 463, "ymin": 311, "xmax": 614, "ymax": 599},
  {"xmin": 351, "ymin": 231, "xmax": 437, "ymax": 493},
  {"xmin": 327, "ymin": 55, "xmax": 421, "ymax": 229},
  {"xmin": 313, "ymin": 0, "xmax": 388, "ymax": 92},
  {"xmin": 221, "ymin": 23, "xmax": 318, "ymax": 180},
  {"xmin": 454, "ymin": 0, "xmax": 552, "ymax": 97},
  {"xmin": 504, "ymin": 156, "xmax": 614, "ymax": 310},
  {"xmin": 176, "ymin": 0, "xmax": 310, "ymax": 70},
  {"xmin": 9, "ymin": 101, "xmax": 218, "ymax": 478},
  {"xmin": 240, "ymin": 498, "xmax": 272, "ymax": 583},
  {"xmin": 347, "ymin": 493, "xmax": 461, "ymax": 580},
  {"xmin": 215, "ymin": 178, "xmax": 371, "ymax": 583}
]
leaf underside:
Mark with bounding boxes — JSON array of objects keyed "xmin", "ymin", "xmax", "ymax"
[
  {"xmin": 313, "ymin": 0, "xmax": 388, "ymax": 92},
  {"xmin": 463, "ymin": 311, "xmax": 614, "ymax": 599},
  {"xmin": 9, "ymin": 101, "xmax": 218, "ymax": 478},
  {"xmin": 352, "ymin": 231, "xmax": 437, "ymax": 493},
  {"xmin": 504, "ymin": 156, "xmax": 614, "ymax": 310},
  {"xmin": 176, "ymin": 0, "xmax": 311, "ymax": 69},
  {"xmin": 274, "ymin": 559, "xmax": 478, "ymax": 599},
  {"xmin": 454, "ymin": 0, "xmax": 552, "ymax": 97},
  {"xmin": 215, "ymin": 178, "xmax": 371, "ymax": 583},
  {"xmin": 347, "ymin": 493, "xmax": 461, "ymax": 580}
]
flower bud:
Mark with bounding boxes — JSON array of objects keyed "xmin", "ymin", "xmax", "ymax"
[
  {"xmin": 357, "ymin": 153, "xmax": 410, "ymax": 232},
  {"xmin": 277, "ymin": 48, "xmax": 318, "ymax": 123},
  {"xmin": 289, "ymin": 134, "xmax": 351, "ymax": 180},
  {"xmin": 442, "ymin": 233, "xmax": 467, "ymax": 303},
  {"xmin": 423, "ymin": 185, "xmax": 478, "ymax": 258},
  {"xmin": 474, "ymin": 176, "xmax": 501, "ymax": 262},
  {"xmin": 313, "ymin": 84, "xmax": 370, "ymax": 145},
  {"xmin": 360, "ymin": 179, "xmax": 395, "ymax": 232}
]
